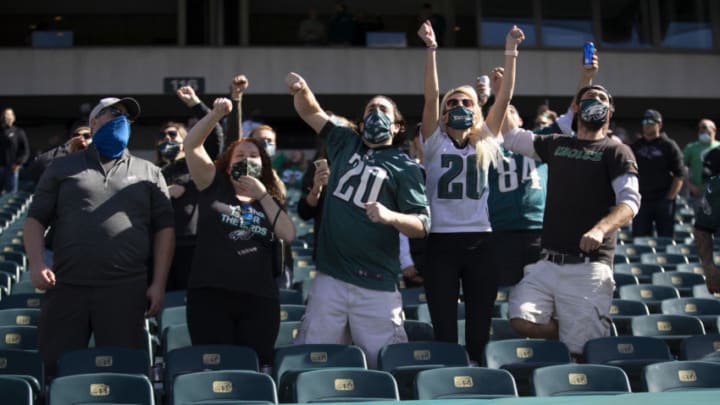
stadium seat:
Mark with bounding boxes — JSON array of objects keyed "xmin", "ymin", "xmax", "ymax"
[
  {"xmin": 616, "ymin": 244, "xmax": 655, "ymax": 261},
  {"xmin": 415, "ymin": 366, "xmax": 518, "ymax": 399},
  {"xmin": 583, "ymin": 336, "xmax": 673, "ymax": 392},
  {"xmin": 274, "ymin": 344, "xmax": 367, "ymax": 403},
  {"xmin": 661, "ymin": 297, "xmax": 720, "ymax": 333},
  {"xmin": 0, "ymin": 308, "xmax": 40, "ymax": 327},
  {"xmin": 651, "ymin": 272, "xmax": 705, "ymax": 297},
  {"xmin": 484, "ymin": 339, "xmax": 571, "ymax": 396},
  {"xmin": 57, "ymin": 347, "xmax": 150, "ymax": 378},
  {"xmin": 279, "ymin": 304, "xmax": 305, "ymax": 322},
  {"xmin": 531, "ymin": 364, "xmax": 631, "ymax": 396},
  {"xmin": 609, "ymin": 299, "xmax": 650, "ymax": 336},
  {"xmin": 631, "ymin": 314, "xmax": 705, "ymax": 357},
  {"xmin": 489, "ymin": 318, "xmax": 523, "ymax": 341},
  {"xmin": 618, "ymin": 284, "xmax": 680, "ymax": 313},
  {"xmin": 675, "ymin": 262, "xmax": 705, "ymax": 275},
  {"xmin": 0, "ymin": 293, "xmax": 43, "ymax": 310},
  {"xmin": 279, "ymin": 289, "xmax": 303, "ymax": 305},
  {"xmin": 643, "ymin": 360, "xmax": 720, "ymax": 392},
  {"xmin": 0, "ymin": 252, "xmax": 27, "ymax": 272},
  {"xmin": 403, "ymin": 320, "xmax": 434, "ymax": 341},
  {"xmin": 0, "ymin": 349, "xmax": 43, "ymax": 399},
  {"xmin": 614, "ymin": 264, "xmax": 664, "ymax": 284},
  {"xmin": 400, "ymin": 287, "xmax": 427, "ymax": 320},
  {"xmin": 173, "ymin": 370, "xmax": 277, "ymax": 405},
  {"xmin": 0, "ymin": 376, "xmax": 33, "ymax": 405},
  {"xmin": 294, "ymin": 368, "xmax": 399, "ymax": 402},
  {"xmin": 378, "ymin": 341, "xmax": 469, "ymax": 399},
  {"xmin": 416, "ymin": 302, "xmax": 465, "ymax": 324},
  {"xmin": 275, "ymin": 321, "xmax": 301, "ymax": 347},
  {"xmin": 679, "ymin": 334, "xmax": 720, "ymax": 360},
  {"xmin": 665, "ymin": 244, "xmax": 697, "ymax": 260},
  {"xmin": 158, "ymin": 306, "xmax": 187, "ymax": 335},
  {"xmin": 162, "ymin": 324, "xmax": 191, "ymax": 356},
  {"xmin": 49, "ymin": 372, "xmax": 155, "ymax": 405},
  {"xmin": 633, "ymin": 236, "xmax": 675, "ymax": 250},
  {"xmin": 640, "ymin": 253, "xmax": 688, "ymax": 271},
  {"xmin": 692, "ymin": 284, "xmax": 720, "ymax": 299},
  {"xmin": 612, "ymin": 274, "xmax": 639, "ymax": 297},
  {"xmin": 614, "ymin": 254, "xmax": 630, "ymax": 265},
  {"xmin": 0, "ymin": 325, "xmax": 37, "ymax": 351}
]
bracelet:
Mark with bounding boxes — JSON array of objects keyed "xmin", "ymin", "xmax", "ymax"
[
  {"xmin": 427, "ymin": 45, "xmax": 437, "ymax": 50},
  {"xmin": 504, "ymin": 50, "xmax": 519, "ymax": 57}
]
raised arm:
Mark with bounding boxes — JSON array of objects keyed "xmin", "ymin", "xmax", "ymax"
[
  {"xmin": 286, "ymin": 72, "xmax": 329, "ymax": 134},
  {"xmin": 417, "ymin": 20, "xmax": 440, "ymax": 140},
  {"xmin": 184, "ymin": 98, "xmax": 232, "ymax": 190},
  {"xmin": 177, "ymin": 86, "xmax": 224, "ymax": 159},
  {"xmin": 228, "ymin": 74, "xmax": 248, "ymax": 140},
  {"xmin": 484, "ymin": 25, "xmax": 524, "ymax": 138},
  {"xmin": 572, "ymin": 51, "xmax": 599, "ymax": 110}
]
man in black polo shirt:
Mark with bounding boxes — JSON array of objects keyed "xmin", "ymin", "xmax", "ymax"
[
  {"xmin": 630, "ymin": 109, "xmax": 684, "ymax": 237},
  {"xmin": 501, "ymin": 85, "xmax": 640, "ymax": 357},
  {"xmin": 23, "ymin": 97, "xmax": 175, "ymax": 379}
]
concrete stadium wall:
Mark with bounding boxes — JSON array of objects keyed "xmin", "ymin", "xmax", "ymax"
[{"xmin": 1, "ymin": 47, "xmax": 719, "ymax": 98}]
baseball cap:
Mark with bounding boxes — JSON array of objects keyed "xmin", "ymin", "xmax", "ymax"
[
  {"xmin": 643, "ymin": 109, "xmax": 662, "ymax": 123},
  {"xmin": 88, "ymin": 97, "xmax": 141, "ymax": 122}
]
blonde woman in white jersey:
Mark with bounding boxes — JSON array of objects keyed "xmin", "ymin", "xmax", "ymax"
[{"xmin": 417, "ymin": 21, "xmax": 524, "ymax": 363}]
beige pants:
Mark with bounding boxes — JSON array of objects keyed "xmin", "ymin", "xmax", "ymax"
[
  {"xmin": 294, "ymin": 273, "xmax": 407, "ymax": 368},
  {"xmin": 508, "ymin": 259, "xmax": 615, "ymax": 354}
]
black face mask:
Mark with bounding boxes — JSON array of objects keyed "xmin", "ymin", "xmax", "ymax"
[
  {"xmin": 578, "ymin": 99, "xmax": 609, "ymax": 132},
  {"xmin": 230, "ymin": 159, "xmax": 262, "ymax": 180},
  {"xmin": 157, "ymin": 141, "xmax": 181, "ymax": 161}
]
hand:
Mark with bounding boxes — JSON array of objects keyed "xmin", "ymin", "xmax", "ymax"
[
  {"xmin": 490, "ymin": 67, "xmax": 504, "ymax": 95},
  {"xmin": 580, "ymin": 227, "xmax": 604, "ymax": 253},
  {"xmin": 168, "ymin": 184, "xmax": 186, "ymax": 199},
  {"xmin": 30, "ymin": 265, "xmax": 56, "ymax": 290},
  {"xmin": 705, "ymin": 266, "xmax": 720, "ymax": 294},
  {"xmin": 145, "ymin": 282, "xmax": 165, "ymax": 317},
  {"xmin": 364, "ymin": 201, "xmax": 395, "ymax": 224},
  {"xmin": 417, "ymin": 20, "xmax": 437, "ymax": 48},
  {"xmin": 582, "ymin": 53, "xmax": 599, "ymax": 78},
  {"xmin": 212, "ymin": 98, "xmax": 233, "ymax": 117},
  {"xmin": 505, "ymin": 25, "xmax": 525, "ymax": 49},
  {"xmin": 285, "ymin": 72, "xmax": 307, "ymax": 95},
  {"xmin": 230, "ymin": 74, "xmax": 249, "ymax": 100},
  {"xmin": 313, "ymin": 166, "xmax": 330, "ymax": 189},
  {"xmin": 236, "ymin": 175, "xmax": 268, "ymax": 200},
  {"xmin": 176, "ymin": 86, "xmax": 200, "ymax": 107}
]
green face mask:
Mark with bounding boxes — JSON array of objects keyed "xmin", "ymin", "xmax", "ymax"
[
  {"xmin": 447, "ymin": 106, "xmax": 474, "ymax": 130},
  {"xmin": 362, "ymin": 109, "xmax": 393, "ymax": 145}
]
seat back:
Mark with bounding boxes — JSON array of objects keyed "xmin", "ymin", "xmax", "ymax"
[
  {"xmin": 279, "ymin": 289, "xmax": 303, "ymax": 305},
  {"xmin": 162, "ymin": 323, "xmax": 191, "ymax": 357},
  {"xmin": 651, "ymin": 272, "xmax": 705, "ymax": 295},
  {"xmin": 631, "ymin": 314, "xmax": 705, "ymax": 338},
  {"xmin": 274, "ymin": 344, "xmax": 367, "ymax": 403},
  {"xmin": 403, "ymin": 320, "xmax": 434, "ymax": 341},
  {"xmin": 294, "ymin": 368, "xmax": 399, "ymax": 402},
  {"xmin": 415, "ymin": 366, "xmax": 517, "ymax": 399},
  {"xmin": 279, "ymin": 304, "xmax": 306, "ymax": 322},
  {"xmin": 275, "ymin": 321, "xmax": 301, "ymax": 347},
  {"xmin": 0, "ymin": 376, "xmax": 33, "ymax": 405},
  {"xmin": 158, "ymin": 305, "xmax": 186, "ymax": 335},
  {"xmin": 618, "ymin": 284, "xmax": 680, "ymax": 312},
  {"xmin": 57, "ymin": 347, "xmax": 151, "ymax": 377},
  {"xmin": 0, "ymin": 349, "xmax": 43, "ymax": 395},
  {"xmin": 0, "ymin": 325, "xmax": 37, "ymax": 350},
  {"xmin": 531, "ymin": 364, "xmax": 631, "ymax": 396},
  {"xmin": 173, "ymin": 370, "xmax": 277, "ymax": 404},
  {"xmin": 49, "ymin": 372, "xmax": 155, "ymax": 405},
  {"xmin": 614, "ymin": 264, "xmax": 664, "ymax": 283},
  {"xmin": 644, "ymin": 360, "xmax": 720, "ymax": 392},
  {"xmin": 0, "ymin": 294, "xmax": 43, "ymax": 310},
  {"xmin": 680, "ymin": 334, "xmax": 720, "ymax": 360},
  {"xmin": 0, "ymin": 308, "xmax": 40, "ymax": 327}
]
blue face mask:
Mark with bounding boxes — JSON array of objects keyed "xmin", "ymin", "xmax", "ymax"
[
  {"xmin": 93, "ymin": 116, "xmax": 130, "ymax": 158},
  {"xmin": 362, "ymin": 109, "xmax": 393, "ymax": 145},
  {"xmin": 579, "ymin": 99, "xmax": 609, "ymax": 131},
  {"xmin": 263, "ymin": 140, "xmax": 276, "ymax": 157},
  {"xmin": 447, "ymin": 106, "xmax": 474, "ymax": 130},
  {"xmin": 699, "ymin": 132, "xmax": 711, "ymax": 144}
]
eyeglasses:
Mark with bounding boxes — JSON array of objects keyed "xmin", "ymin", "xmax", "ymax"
[
  {"xmin": 74, "ymin": 131, "xmax": 92, "ymax": 140},
  {"xmin": 99, "ymin": 106, "xmax": 129, "ymax": 119},
  {"xmin": 158, "ymin": 130, "xmax": 180, "ymax": 140},
  {"xmin": 642, "ymin": 119, "xmax": 657, "ymax": 125},
  {"xmin": 446, "ymin": 98, "xmax": 474, "ymax": 108}
]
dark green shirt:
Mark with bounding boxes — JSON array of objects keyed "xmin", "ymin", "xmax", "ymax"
[
  {"xmin": 695, "ymin": 176, "xmax": 720, "ymax": 232},
  {"xmin": 316, "ymin": 123, "xmax": 429, "ymax": 291}
]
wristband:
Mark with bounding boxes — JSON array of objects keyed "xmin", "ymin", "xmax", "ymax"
[
  {"xmin": 504, "ymin": 50, "xmax": 519, "ymax": 57},
  {"xmin": 427, "ymin": 46, "xmax": 437, "ymax": 51}
]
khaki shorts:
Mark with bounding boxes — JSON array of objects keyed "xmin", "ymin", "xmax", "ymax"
[
  {"xmin": 508, "ymin": 259, "xmax": 615, "ymax": 354},
  {"xmin": 294, "ymin": 273, "xmax": 407, "ymax": 368}
]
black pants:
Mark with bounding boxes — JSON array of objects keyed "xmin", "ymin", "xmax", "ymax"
[
  {"xmin": 38, "ymin": 279, "xmax": 147, "ymax": 379},
  {"xmin": 166, "ymin": 241, "xmax": 195, "ymax": 291},
  {"xmin": 186, "ymin": 287, "xmax": 280, "ymax": 366},
  {"xmin": 489, "ymin": 230, "xmax": 543, "ymax": 287},
  {"xmin": 423, "ymin": 232, "xmax": 496, "ymax": 362},
  {"xmin": 632, "ymin": 198, "xmax": 676, "ymax": 237}
]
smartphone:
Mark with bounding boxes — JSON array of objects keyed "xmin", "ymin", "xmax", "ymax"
[
  {"xmin": 314, "ymin": 159, "xmax": 328, "ymax": 171},
  {"xmin": 583, "ymin": 42, "xmax": 595, "ymax": 67}
]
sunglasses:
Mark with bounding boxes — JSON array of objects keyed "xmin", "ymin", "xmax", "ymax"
[
  {"xmin": 99, "ymin": 106, "xmax": 129, "ymax": 119},
  {"xmin": 446, "ymin": 98, "xmax": 474, "ymax": 108},
  {"xmin": 642, "ymin": 119, "xmax": 657, "ymax": 125},
  {"xmin": 158, "ymin": 130, "xmax": 180, "ymax": 140},
  {"xmin": 74, "ymin": 131, "xmax": 92, "ymax": 140}
]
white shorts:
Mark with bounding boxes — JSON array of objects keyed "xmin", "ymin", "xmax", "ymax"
[
  {"xmin": 508, "ymin": 260, "xmax": 615, "ymax": 354},
  {"xmin": 293, "ymin": 273, "xmax": 407, "ymax": 368}
]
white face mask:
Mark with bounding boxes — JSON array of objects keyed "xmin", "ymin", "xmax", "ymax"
[{"xmin": 699, "ymin": 132, "xmax": 712, "ymax": 144}]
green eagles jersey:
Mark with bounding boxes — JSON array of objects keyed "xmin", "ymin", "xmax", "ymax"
[
  {"xmin": 316, "ymin": 122, "xmax": 430, "ymax": 291},
  {"xmin": 684, "ymin": 140, "xmax": 720, "ymax": 188},
  {"xmin": 696, "ymin": 175, "xmax": 720, "ymax": 232}
]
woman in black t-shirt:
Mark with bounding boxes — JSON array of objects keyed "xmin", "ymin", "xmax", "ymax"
[{"xmin": 183, "ymin": 99, "xmax": 296, "ymax": 367}]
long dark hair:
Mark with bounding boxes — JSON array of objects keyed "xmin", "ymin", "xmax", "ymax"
[
  {"xmin": 215, "ymin": 137, "xmax": 285, "ymax": 205},
  {"xmin": 357, "ymin": 95, "xmax": 407, "ymax": 136}
]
